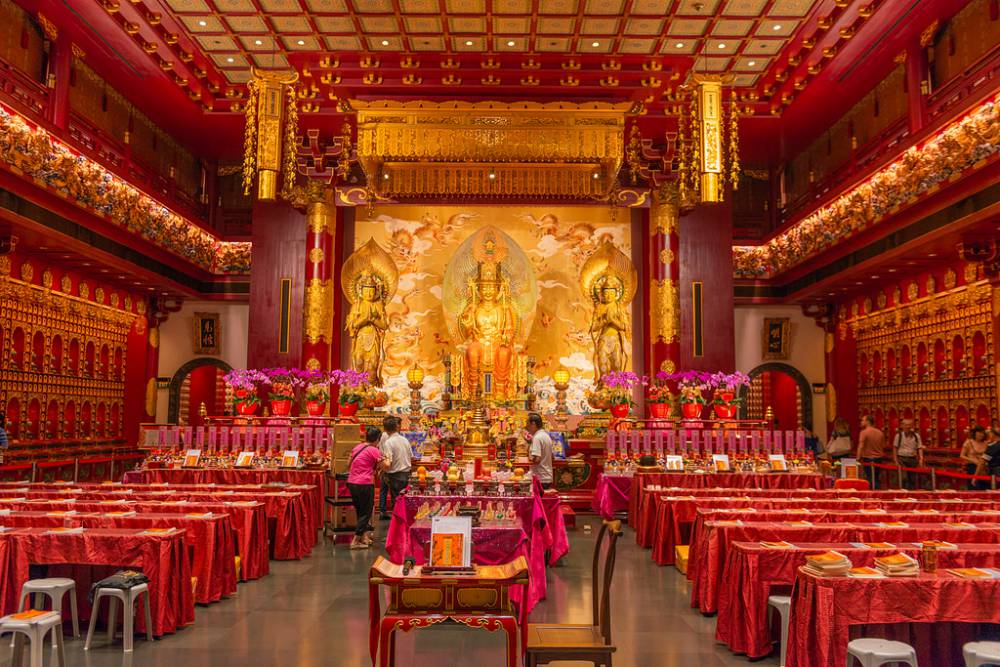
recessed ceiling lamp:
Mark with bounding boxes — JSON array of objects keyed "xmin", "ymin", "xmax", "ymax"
[
  {"xmin": 592, "ymin": 41, "xmax": 600, "ymax": 47},
  {"xmin": 871, "ymin": 275, "xmax": 880, "ymax": 279},
  {"xmin": 772, "ymin": 24, "xmax": 782, "ymax": 31},
  {"xmin": 254, "ymin": 39, "xmax": 263, "ymax": 46},
  {"xmin": 507, "ymin": 40, "xmax": 515, "ymax": 47},
  {"xmin": 198, "ymin": 20, "xmax": 207, "ymax": 26},
  {"xmin": 381, "ymin": 39, "xmax": 389, "ymax": 46},
  {"xmin": 928, "ymin": 253, "xmax": 938, "ymax": 257},
  {"xmin": 226, "ymin": 57, "xmax": 235, "ymax": 63},
  {"xmin": 675, "ymin": 42, "xmax": 685, "ymax": 48},
  {"xmin": 296, "ymin": 39, "xmax": 305, "ymax": 45},
  {"xmin": 748, "ymin": 60, "xmax": 756, "ymax": 66},
  {"xmin": 465, "ymin": 40, "xmax": 473, "ymax": 46},
  {"xmin": 717, "ymin": 42, "xmax": 727, "ymax": 49}
]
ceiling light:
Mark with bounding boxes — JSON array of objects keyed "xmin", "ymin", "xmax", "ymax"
[
  {"xmin": 383, "ymin": 173, "xmax": 390, "ymax": 180},
  {"xmin": 748, "ymin": 60, "xmax": 756, "ymax": 66},
  {"xmin": 296, "ymin": 39, "xmax": 305, "ymax": 45},
  {"xmin": 507, "ymin": 40, "xmax": 515, "ymax": 47},
  {"xmin": 465, "ymin": 40, "xmax": 473, "ymax": 46},
  {"xmin": 198, "ymin": 20, "xmax": 207, "ymax": 26},
  {"xmin": 772, "ymin": 24, "xmax": 782, "ymax": 31},
  {"xmin": 871, "ymin": 275, "xmax": 879, "ymax": 279},
  {"xmin": 888, "ymin": 268, "xmax": 897, "ymax": 273},
  {"xmin": 226, "ymin": 57, "xmax": 234, "ymax": 63},
  {"xmin": 675, "ymin": 42, "xmax": 685, "ymax": 48},
  {"xmin": 592, "ymin": 41, "xmax": 600, "ymax": 47},
  {"xmin": 718, "ymin": 42, "xmax": 727, "ymax": 49},
  {"xmin": 928, "ymin": 253, "xmax": 938, "ymax": 257},
  {"xmin": 254, "ymin": 39, "xmax": 263, "ymax": 46},
  {"xmin": 381, "ymin": 39, "xmax": 389, "ymax": 46}
]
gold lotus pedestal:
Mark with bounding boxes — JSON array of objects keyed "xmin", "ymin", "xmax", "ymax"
[{"xmin": 576, "ymin": 412, "xmax": 613, "ymax": 438}]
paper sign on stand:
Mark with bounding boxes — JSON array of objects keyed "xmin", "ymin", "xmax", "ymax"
[
  {"xmin": 751, "ymin": 431, "xmax": 761, "ymax": 454},
  {"xmin": 666, "ymin": 430, "xmax": 675, "ymax": 454},
  {"xmin": 768, "ymin": 454, "xmax": 788, "ymax": 472},
  {"xmin": 712, "ymin": 454, "xmax": 731, "ymax": 473},
  {"xmin": 665, "ymin": 455, "xmax": 685, "ymax": 471},
  {"xmin": 280, "ymin": 450, "xmax": 300, "ymax": 468},
  {"xmin": 182, "ymin": 449, "xmax": 202, "ymax": 468},
  {"xmin": 430, "ymin": 515, "xmax": 472, "ymax": 568},
  {"xmin": 654, "ymin": 430, "xmax": 663, "ymax": 457},
  {"xmin": 605, "ymin": 432, "xmax": 615, "ymax": 457},
  {"xmin": 763, "ymin": 431, "xmax": 772, "ymax": 454},
  {"xmin": 235, "ymin": 452, "xmax": 255, "ymax": 468},
  {"xmin": 774, "ymin": 431, "xmax": 784, "ymax": 454},
  {"xmin": 690, "ymin": 430, "xmax": 701, "ymax": 456},
  {"xmin": 642, "ymin": 430, "xmax": 652, "ymax": 455},
  {"xmin": 841, "ymin": 458, "xmax": 860, "ymax": 479}
]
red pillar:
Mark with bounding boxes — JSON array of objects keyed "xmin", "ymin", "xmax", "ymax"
[
  {"xmin": 302, "ymin": 182, "xmax": 335, "ymax": 372},
  {"xmin": 904, "ymin": 41, "xmax": 929, "ymax": 135},
  {"xmin": 648, "ymin": 186, "xmax": 681, "ymax": 377},
  {"xmin": 679, "ymin": 200, "xmax": 735, "ymax": 371},
  {"xmin": 828, "ymin": 310, "xmax": 859, "ymax": 431},
  {"xmin": 46, "ymin": 35, "xmax": 71, "ymax": 130}
]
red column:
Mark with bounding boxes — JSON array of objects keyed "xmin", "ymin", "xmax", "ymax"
[
  {"xmin": 648, "ymin": 186, "xmax": 681, "ymax": 378},
  {"xmin": 828, "ymin": 310, "xmax": 859, "ymax": 431},
  {"xmin": 302, "ymin": 182, "xmax": 335, "ymax": 372}
]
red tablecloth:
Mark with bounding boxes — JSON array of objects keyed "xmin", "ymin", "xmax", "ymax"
[
  {"xmin": 788, "ymin": 569, "xmax": 1000, "ymax": 667},
  {"xmin": 592, "ymin": 474, "xmax": 632, "ymax": 520},
  {"xmin": 718, "ymin": 542, "xmax": 1000, "ymax": 659},
  {"xmin": 385, "ymin": 492, "xmax": 565, "ymax": 613},
  {"xmin": 541, "ymin": 493, "xmax": 570, "ymax": 565},
  {"xmin": 2, "ymin": 528, "xmax": 194, "ymax": 637},
  {"xmin": 0, "ymin": 488, "xmax": 313, "ymax": 561},
  {"xmin": 0, "ymin": 510, "xmax": 236, "ymax": 604},
  {"xmin": 122, "ymin": 468, "xmax": 326, "ymax": 531},
  {"xmin": 689, "ymin": 520, "xmax": 1000, "ymax": 614},
  {"xmin": 0, "ymin": 499, "xmax": 269, "ymax": 581}
]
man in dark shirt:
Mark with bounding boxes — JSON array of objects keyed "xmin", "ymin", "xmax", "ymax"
[{"xmin": 979, "ymin": 427, "xmax": 1000, "ymax": 479}]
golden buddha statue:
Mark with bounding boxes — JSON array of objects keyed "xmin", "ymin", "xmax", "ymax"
[
  {"xmin": 443, "ymin": 226, "xmax": 537, "ymax": 403},
  {"xmin": 580, "ymin": 241, "xmax": 637, "ymax": 382},
  {"xmin": 342, "ymin": 239, "xmax": 398, "ymax": 387}
]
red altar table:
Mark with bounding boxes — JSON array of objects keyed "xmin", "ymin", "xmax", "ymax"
[
  {"xmin": 368, "ymin": 555, "xmax": 529, "ymax": 667},
  {"xmin": 385, "ymin": 491, "xmax": 568, "ymax": 613},
  {"xmin": 0, "ymin": 510, "xmax": 236, "ymax": 604},
  {"xmin": 591, "ymin": 474, "xmax": 632, "ymax": 520},
  {"xmin": 689, "ymin": 520, "xmax": 1000, "ymax": 614},
  {"xmin": 121, "ymin": 468, "xmax": 326, "ymax": 530},
  {"xmin": 717, "ymin": 541, "xmax": 1000, "ymax": 659},
  {"xmin": 1, "ymin": 528, "xmax": 194, "ymax": 637},
  {"xmin": 787, "ymin": 568, "xmax": 1000, "ymax": 667}
]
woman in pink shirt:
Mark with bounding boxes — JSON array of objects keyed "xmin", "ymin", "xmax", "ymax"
[{"xmin": 347, "ymin": 426, "xmax": 386, "ymax": 550}]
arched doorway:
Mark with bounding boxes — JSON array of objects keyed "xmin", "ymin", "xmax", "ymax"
[
  {"xmin": 167, "ymin": 358, "xmax": 233, "ymax": 425},
  {"xmin": 738, "ymin": 362, "xmax": 814, "ymax": 430}
]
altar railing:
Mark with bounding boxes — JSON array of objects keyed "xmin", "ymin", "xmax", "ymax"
[
  {"xmin": 138, "ymin": 422, "xmax": 362, "ymax": 454},
  {"xmin": 606, "ymin": 428, "xmax": 807, "ymax": 458}
]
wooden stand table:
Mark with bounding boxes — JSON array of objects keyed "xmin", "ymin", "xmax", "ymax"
[{"xmin": 368, "ymin": 555, "xmax": 529, "ymax": 667}]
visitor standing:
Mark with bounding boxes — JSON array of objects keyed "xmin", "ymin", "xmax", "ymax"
[
  {"xmin": 857, "ymin": 415, "xmax": 886, "ymax": 489},
  {"xmin": 0, "ymin": 412, "xmax": 7, "ymax": 464},
  {"xmin": 382, "ymin": 416, "xmax": 412, "ymax": 510},
  {"xmin": 377, "ymin": 419, "xmax": 391, "ymax": 519},
  {"xmin": 825, "ymin": 417, "xmax": 853, "ymax": 461},
  {"xmin": 346, "ymin": 427, "xmax": 385, "ymax": 550},
  {"xmin": 961, "ymin": 426, "xmax": 989, "ymax": 488},
  {"xmin": 526, "ymin": 413, "xmax": 553, "ymax": 489},
  {"xmin": 892, "ymin": 419, "xmax": 924, "ymax": 489}
]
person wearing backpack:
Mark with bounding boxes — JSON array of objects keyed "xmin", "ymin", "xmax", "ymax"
[
  {"xmin": 824, "ymin": 417, "xmax": 852, "ymax": 460},
  {"xmin": 892, "ymin": 420, "xmax": 924, "ymax": 489}
]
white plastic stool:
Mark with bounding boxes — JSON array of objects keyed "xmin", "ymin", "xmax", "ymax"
[
  {"xmin": 847, "ymin": 638, "xmax": 918, "ymax": 667},
  {"xmin": 17, "ymin": 578, "xmax": 80, "ymax": 639},
  {"xmin": 84, "ymin": 583, "xmax": 153, "ymax": 653},
  {"xmin": 767, "ymin": 594, "xmax": 791, "ymax": 667},
  {"xmin": 964, "ymin": 641, "xmax": 1000, "ymax": 667},
  {"xmin": 0, "ymin": 610, "xmax": 66, "ymax": 667}
]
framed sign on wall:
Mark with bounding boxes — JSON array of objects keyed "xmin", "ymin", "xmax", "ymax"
[
  {"xmin": 762, "ymin": 317, "xmax": 791, "ymax": 360},
  {"xmin": 193, "ymin": 312, "xmax": 221, "ymax": 355}
]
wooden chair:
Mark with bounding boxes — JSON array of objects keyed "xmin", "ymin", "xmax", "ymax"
[{"xmin": 525, "ymin": 519, "xmax": 621, "ymax": 667}]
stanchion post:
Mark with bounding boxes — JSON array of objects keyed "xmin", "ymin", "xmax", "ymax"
[
  {"xmin": 992, "ymin": 475, "xmax": 997, "ymax": 491},
  {"xmin": 73, "ymin": 458, "xmax": 79, "ymax": 483},
  {"xmin": 930, "ymin": 468, "xmax": 936, "ymax": 491},
  {"xmin": 30, "ymin": 461, "xmax": 37, "ymax": 483},
  {"xmin": 897, "ymin": 465, "xmax": 903, "ymax": 490}
]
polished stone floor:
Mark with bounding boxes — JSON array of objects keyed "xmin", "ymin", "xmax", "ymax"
[{"xmin": 0, "ymin": 517, "xmax": 780, "ymax": 666}]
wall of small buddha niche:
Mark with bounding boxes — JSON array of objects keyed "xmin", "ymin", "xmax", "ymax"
[
  {"xmin": 0, "ymin": 250, "xmax": 149, "ymax": 446},
  {"xmin": 734, "ymin": 305, "xmax": 827, "ymax": 440},
  {"xmin": 155, "ymin": 301, "xmax": 249, "ymax": 423},
  {"xmin": 354, "ymin": 205, "xmax": 634, "ymax": 412},
  {"xmin": 833, "ymin": 259, "xmax": 996, "ymax": 449}
]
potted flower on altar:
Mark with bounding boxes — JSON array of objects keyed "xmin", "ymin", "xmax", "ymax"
[
  {"xmin": 263, "ymin": 368, "xmax": 303, "ymax": 417},
  {"xmin": 301, "ymin": 369, "xmax": 332, "ymax": 417},
  {"xmin": 646, "ymin": 383, "xmax": 673, "ymax": 419},
  {"xmin": 223, "ymin": 369, "xmax": 267, "ymax": 416},
  {"xmin": 334, "ymin": 369, "xmax": 370, "ymax": 418},
  {"xmin": 585, "ymin": 386, "xmax": 611, "ymax": 411},
  {"xmin": 709, "ymin": 371, "xmax": 751, "ymax": 420},
  {"xmin": 601, "ymin": 371, "xmax": 646, "ymax": 419},
  {"xmin": 666, "ymin": 370, "xmax": 712, "ymax": 420}
]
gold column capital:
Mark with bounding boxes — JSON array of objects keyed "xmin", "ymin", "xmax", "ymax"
[{"xmin": 650, "ymin": 182, "xmax": 679, "ymax": 236}]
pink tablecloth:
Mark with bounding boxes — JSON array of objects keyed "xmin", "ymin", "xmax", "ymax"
[
  {"xmin": 717, "ymin": 542, "xmax": 1000, "ymax": 659},
  {"xmin": 591, "ymin": 474, "xmax": 632, "ymax": 520},
  {"xmin": 385, "ymin": 492, "xmax": 563, "ymax": 613},
  {"xmin": 787, "ymin": 569, "xmax": 1000, "ymax": 667}
]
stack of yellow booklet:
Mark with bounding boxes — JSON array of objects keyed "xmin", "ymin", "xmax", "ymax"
[
  {"xmin": 803, "ymin": 551, "xmax": 851, "ymax": 576},
  {"xmin": 875, "ymin": 553, "xmax": 919, "ymax": 577}
]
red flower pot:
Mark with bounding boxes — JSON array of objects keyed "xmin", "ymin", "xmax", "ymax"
[
  {"xmin": 681, "ymin": 402, "xmax": 703, "ymax": 420},
  {"xmin": 649, "ymin": 402, "xmax": 670, "ymax": 419},
  {"xmin": 270, "ymin": 399, "xmax": 293, "ymax": 417},
  {"xmin": 235, "ymin": 401, "xmax": 258, "ymax": 416},
  {"xmin": 305, "ymin": 401, "xmax": 326, "ymax": 417},
  {"xmin": 339, "ymin": 402, "xmax": 359, "ymax": 418},
  {"xmin": 714, "ymin": 404, "xmax": 737, "ymax": 419},
  {"xmin": 610, "ymin": 403, "xmax": 629, "ymax": 419}
]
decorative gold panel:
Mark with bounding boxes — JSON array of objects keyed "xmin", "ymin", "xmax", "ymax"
[
  {"xmin": 303, "ymin": 278, "xmax": 334, "ymax": 344},
  {"xmin": 400, "ymin": 587, "xmax": 444, "ymax": 609},
  {"xmin": 652, "ymin": 278, "xmax": 680, "ymax": 344},
  {"xmin": 456, "ymin": 588, "xmax": 499, "ymax": 609}
]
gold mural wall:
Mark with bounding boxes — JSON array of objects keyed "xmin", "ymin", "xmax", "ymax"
[{"xmin": 354, "ymin": 205, "xmax": 632, "ymax": 411}]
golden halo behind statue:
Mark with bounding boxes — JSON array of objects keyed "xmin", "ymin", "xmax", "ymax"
[
  {"xmin": 342, "ymin": 238, "xmax": 399, "ymax": 303},
  {"xmin": 442, "ymin": 225, "xmax": 538, "ymax": 347},
  {"xmin": 579, "ymin": 240, "xmax": 637, "ymax": 304}
]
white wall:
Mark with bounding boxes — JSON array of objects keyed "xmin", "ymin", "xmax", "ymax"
[
  {"xmin": 155, "ymin": 301, "xmax": 249, "ymax": 420},
  {"xmin": 734, "ymin": 305, "xmax": 827, "ymax": 440}
]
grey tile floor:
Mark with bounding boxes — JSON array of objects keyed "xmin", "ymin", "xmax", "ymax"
[{"xmin": 0, "ymin": 516, "xmax": 780, "ymax": 667}]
